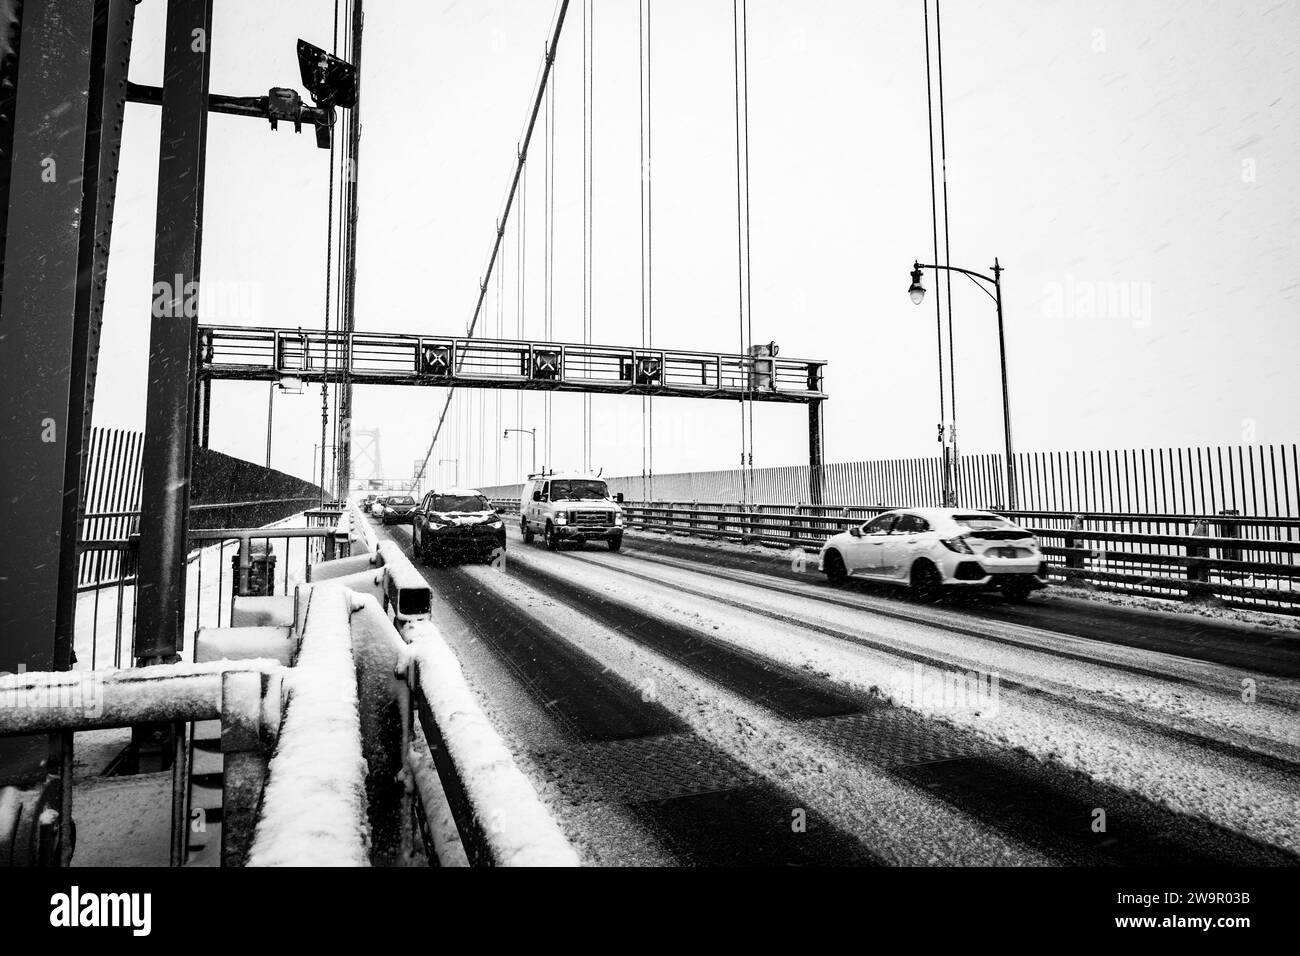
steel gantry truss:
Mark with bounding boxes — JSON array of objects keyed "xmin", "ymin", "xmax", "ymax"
[
  {"xmin": 197, "ymin": 324, "xmax": 831, "ymax": 501},
  {"xmin": 197, "ymin": 325, "xmax": 826, "ymax": 402},
  {"xmin": 197, "ymin": 325, "xmax": 832, "ymax": 502}
]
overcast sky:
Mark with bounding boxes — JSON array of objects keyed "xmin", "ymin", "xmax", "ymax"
[{"xmin": 95, "ymin": 0, "xmax": 1300, "ymax": 490}]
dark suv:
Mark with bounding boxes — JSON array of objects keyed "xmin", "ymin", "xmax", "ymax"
[
  {"xmin": 380, "ymin": 494, "xmax": 417, "ymax": 525},
  {"xmin": 411, "ymin": 490, "xmax": 507, "ymax": 565}
]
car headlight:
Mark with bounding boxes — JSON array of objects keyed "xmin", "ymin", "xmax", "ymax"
[
  {"xmin": 487, "ymin": 517, "xmax": 503, "ymax": 528},
  {"xmin": 555, "ymin": 513, "xmax": 567, "ymax": 525},
  {"xmin": 614, "ymin": 513, "xmax": 623, "ymax": 526}
]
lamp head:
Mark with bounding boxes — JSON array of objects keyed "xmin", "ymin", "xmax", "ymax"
[{"xmin": 908, "ymin": 263, "xmax": 926, "ymax": 305}]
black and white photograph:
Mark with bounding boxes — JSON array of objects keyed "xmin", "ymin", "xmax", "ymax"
[{"xmin": 0, "ymin": 0, "xmax": 1296, "ymax": 934}]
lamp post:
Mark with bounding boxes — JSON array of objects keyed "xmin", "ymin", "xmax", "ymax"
[
  {"xmin": 311, "ymin": 443, "xmax": 335, "ymax": 501},
  {"xmin": 908, "ymin": 258, "xmax": 1016, "ymax": 509},
  {"xmin": 438, "ymin": 457, "xmax": 459, "ymax": 487},
  {"xmin": 503, "ymin": 428, "xmax": 536, "ymax": 475},
  {"xmin": 265, "ymin": 377, "xmax": 303, "ymax": 468}
]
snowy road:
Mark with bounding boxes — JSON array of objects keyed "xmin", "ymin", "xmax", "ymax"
[{"xmin": 377, "ymin": 519, "xmax": 1300, "ymax": 866}]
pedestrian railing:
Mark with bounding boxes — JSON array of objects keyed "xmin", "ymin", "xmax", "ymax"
[{"xmin": 74, "ymin": 523, "xmax": 350, "ymax": 671}]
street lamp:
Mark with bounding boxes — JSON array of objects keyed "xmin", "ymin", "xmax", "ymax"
[
  {"xmin": 265, "ymin": 376, "xmax": 304, "ymax": 468},
  {"xmin": 438, "ymin": 458, "xmax": 459, "ymax": 487},
  {"xmin": 908, "ymin": 258, "xmax": 1016, "ymax": 509},
  {"xmin": 503, "ymin": 428, "xmax": 536, "ymax": 475}
]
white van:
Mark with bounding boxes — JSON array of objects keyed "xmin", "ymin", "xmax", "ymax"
[{"xmin": 520, "ymin": 472, "xmax": 625, "ymax": 551}]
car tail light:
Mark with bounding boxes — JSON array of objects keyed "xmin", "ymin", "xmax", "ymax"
[{"xmin": 940, "ymin": 536, "xmax": 974, "ymax": 554}]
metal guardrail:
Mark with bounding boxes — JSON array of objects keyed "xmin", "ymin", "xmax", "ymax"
[
  {"xmin": 489, "ymin": 498, "xmax": 1300, "ymax": 614},
  {"xmin": 0, "ymin": 661, "xmax": 283, "ymax": 867},
  {"xmin": 349, "ymin": 500, "xmax": 577, "ymax": 865}
]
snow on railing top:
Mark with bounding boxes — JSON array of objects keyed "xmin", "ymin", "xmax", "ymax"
[
  {"xmin": 248, "ymin": 584, "xmax": 370, "ymax": 867},
  {"xmin": 401, "ymin": 620, "xmax": 580, "ymax": 867}
]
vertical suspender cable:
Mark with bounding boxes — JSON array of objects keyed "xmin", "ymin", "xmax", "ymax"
[
  {"xmin": 741, "ymin": 0, "xmax": 754, "ymax": 491},
  {"xmin": 320, "ymin": 0, "xmax": 340, "ymax": 500},
  {"xmin": 732, "ymin": 0, "xmax": 749, "ymax": 507},
  {"xmin": 646, "ymin": 0, "xmax": 654, "ymax": 502},
  {"xmin": 935, "ymin": 0, "xmax": 958, "ymax": 500},
  {"xmin": 923, "ymin": 0, "xmax": 948, "ymax": 504}
]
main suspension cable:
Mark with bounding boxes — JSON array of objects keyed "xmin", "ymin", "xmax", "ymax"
[{"xmin": 414, "ymin": 1, "xmax": 570, "ymax": 487}]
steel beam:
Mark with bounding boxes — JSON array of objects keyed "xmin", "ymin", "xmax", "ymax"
[
  {"xmin": 0, "ymin": 0, "xmax": 134, "ymax": 857},
  {"xmin": 135, "ymin": 0, "xmax": 214, "ymax": 664},
  {"xmin": 808, "ymin": 400, "xmax": 825, "ymax": 505},
  {"xmin": 336, "ymin": 0, "xmax": 364, "ymax": 499}
]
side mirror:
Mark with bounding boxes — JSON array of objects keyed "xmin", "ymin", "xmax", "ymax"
[
  {"xmin": 848, "ymin": 527, "xmax": 862, "ymax": 538},
  {"xmin": 615, "ymin": 492, "xmax": 624, "ymax": 503},
  {"xmin": 495, "ymin": 506, "xmax": 505, "ymax": 515},
  {"xmin": 532, "ymin": 491, "xmax": 542, "ymax": 502}
]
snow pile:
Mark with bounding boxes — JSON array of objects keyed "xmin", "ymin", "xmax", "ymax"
[
  {"xmin": 401, "ymin": 620, "xmax": 580, "ymax": 867},
  {"xmin": 248, "ymin": 584, "xmax": 371, "ymax": 867}
]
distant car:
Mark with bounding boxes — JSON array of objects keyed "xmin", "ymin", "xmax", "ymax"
[
  {"xmin": 818, "ymin": 508, "xmax": 1049, "ymax": 602},
  {"xmin": 411, "ymin": 488, "xmax": 506, "ymax": 564},
  {"xmin": 380, "ymin": 494, "xmax": 417, "ymax": 525},
  {"xmin": 370, "ymin": 496, "xmax": 388, "ymax": 518},
  {"xmin": 362, "ymin": 494, "xmax": 378, "ymax": 511}
]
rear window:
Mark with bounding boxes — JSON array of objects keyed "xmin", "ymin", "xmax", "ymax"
[
  {"xmin": 429, "ymin": 494, "xmax": 489, "ymax": 512},
  {"xmin": 953, "ymin": 514, "xmax": 1015, "ymax": 530}
]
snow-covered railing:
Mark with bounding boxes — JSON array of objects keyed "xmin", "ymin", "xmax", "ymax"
[
  {"xmin": 399, "ymin": 621, "xmax": 580, "ymax": 867},
  {"xmin": 349, "ymin": 498, "xmax": 379, "ymax": 555},
  {"xmin": 0, "ymin": 659, "xmax": 283, "ymax": 867},
  {"xmin": 248, "ymin": 585, "xmax": 370, "ymax": 867}
]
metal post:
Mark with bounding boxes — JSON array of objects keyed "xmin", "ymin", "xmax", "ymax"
[
  {"xmin": 0, "ymin": 0, "xmax": 133, "ymax": 857},
  {"xmin": 993, "ymin": 259, "xmax": 1016, "ymax": 509},
  {"xmin": 265, "ymin": 381, "xmax": 276, "ymax": 467},
  {"xmin": 135, "ymin": 0, "xmax": 214, "ymax": 664},
  {"xmin": 808, "ymin": 400, "xmax": 825, "ymax": 506},
  {"xmin": 336, "ymin": 0, "xmax": 364, "ymax": 499}
]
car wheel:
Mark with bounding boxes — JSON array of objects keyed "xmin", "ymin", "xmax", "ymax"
[
  {"xmin": 545, "ymin": 523, "xmax": 559, "ymax": 551},
  {"xmin": 909, "ymin": 561, "xmax": 943, "ymax": 602},
  {"xmin": 522, "ymin": 520, "xmax": 535, "ymax": 544},
  {"xmin": 1000, "ymin": 579, "xmax": 1033, "ymax": 603},
  {"xmin": 607, "ymin": 535, "xmax": 622, "ymax": 552},
  {"xmin": 823, "ymin": 549, "xmax": 847, "ymax": 585}
]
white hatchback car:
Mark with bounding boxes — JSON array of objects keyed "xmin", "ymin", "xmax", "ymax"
[{"xmin": 818, "ymin": 508, "xmax": 1049, "ymax": 601}]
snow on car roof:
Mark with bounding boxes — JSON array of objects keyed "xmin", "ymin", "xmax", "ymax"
[
  {"xmin": 882, "ymin": 507, "xmax": 1009, "ymax": 521},
  {"xmin": 429, "ymin": 487, "xmax": 485, "ymax": 497},
  {"xmin": 525, "ymin": 472, "xmax": 608, "ymax": 482}
]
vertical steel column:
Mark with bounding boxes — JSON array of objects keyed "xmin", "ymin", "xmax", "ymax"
[
  {"xmin": 135, "ymin": 0, "xmax": 214, "ymax": 664},
  {"xmin": 336, "ymin": 0, "xmax": 364, "ymax": 498},
  {"xmin": 0, "ymin": 0, "xmax": 135, "ymax": 864},
  {"xmin": 807, "ymin": 361, "xmax": 825, "ymax": 505},
  {"xmin": 0, "ymin": 0, "xmax": 99, "ymax": 794},
  {"xmin": 808, "ymin": 401, "xmax": 825, "ymax": 506}
]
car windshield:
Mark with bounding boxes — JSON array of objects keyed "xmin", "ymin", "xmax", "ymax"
[
  {"xmin": 550, "ymin": 479, "xmax": 609, "ymax": 501},
  {"xmin": 430, "ymin": 494, "xmax": 489, "ymax": 513},
  {"xmin": 388, "ymin": 496, "xmax": 414, "ymax": 506},
  {"xmin": 952, "ymin": 514, "xmax": 1016, "ymax": 531}
]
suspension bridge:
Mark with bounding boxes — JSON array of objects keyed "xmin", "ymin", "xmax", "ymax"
[{"xmin": 0, "ymin": 0, "xmax": 1297, "ymax": 879}]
